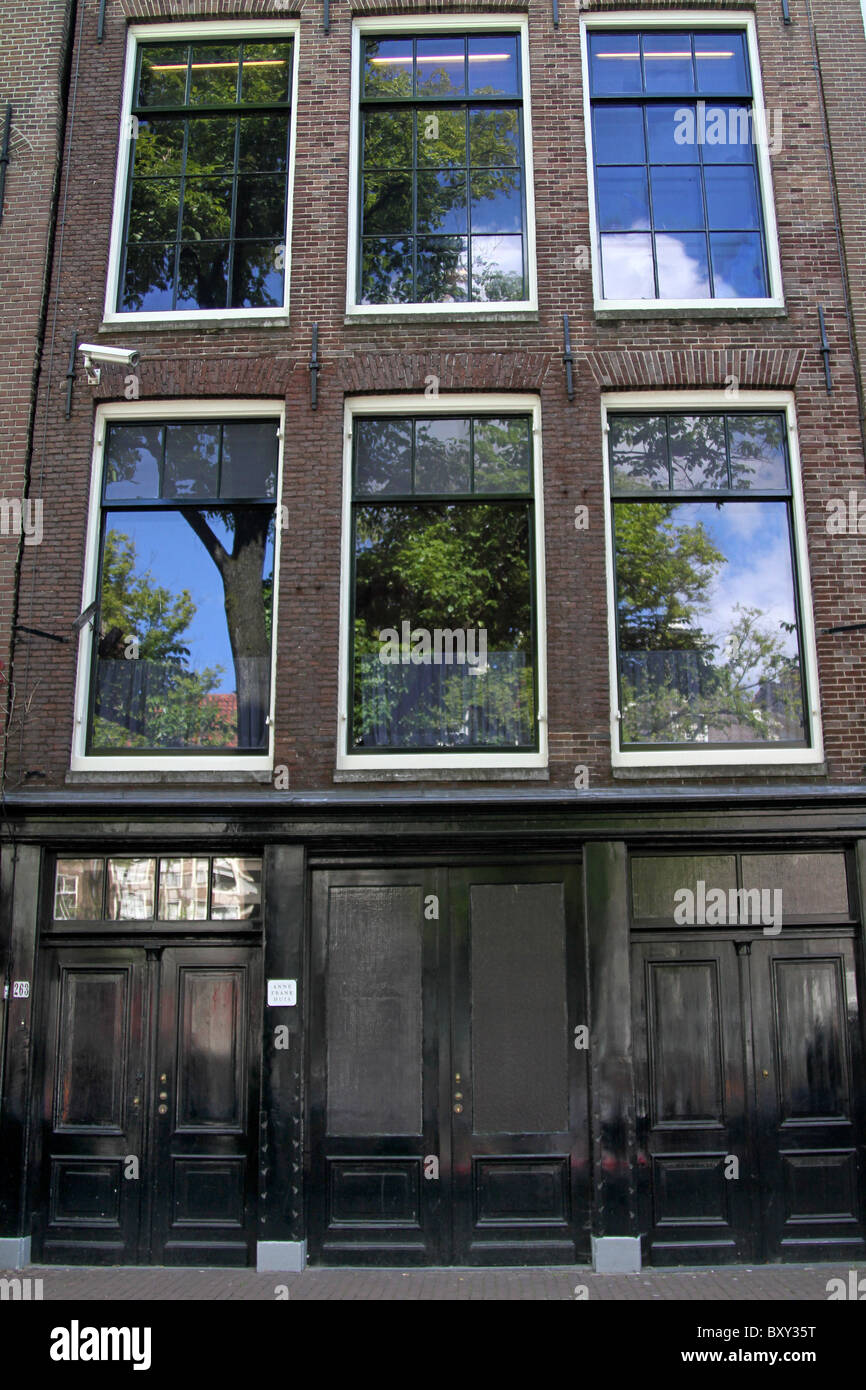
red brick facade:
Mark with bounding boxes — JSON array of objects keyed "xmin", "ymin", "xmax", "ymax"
[{"xmin": 6, "ymin": 0, "xmax": 866, "ymax": 792}]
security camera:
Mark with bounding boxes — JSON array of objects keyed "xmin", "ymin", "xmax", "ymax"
[{"xmin": 78, "ymin": 343, "xmax": 140, "ymax": 385}]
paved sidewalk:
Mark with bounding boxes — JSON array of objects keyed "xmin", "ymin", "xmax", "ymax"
[{"xmin": 4, "ymin": 1262, "xmax": 862, "ymax": 1300}]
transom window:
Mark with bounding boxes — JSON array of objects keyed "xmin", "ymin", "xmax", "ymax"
[
  {"xmin": 53, "ymin": 855, "xmax": 262, "ymax": 922},
  {"xmin": 348, "ymin": 413, "xmax": 538, "ymax": 752},
  {"xmin": 588, "ymin": 28, "xmax": 771, "ymax": 301},
  {"xmin": 609, "ymin": 411, "xmax": 811, "ymax": 751},
  {"xmin": 87, "ymin": 416, "xmax": 279, "ymax": 755},
  {"xmin": 357, "ymin": 33, "xmax": 529, "ymax": 304},
  {"xmin": 118, "ymin": 37, "xmax": 294, "ymax": 312}
]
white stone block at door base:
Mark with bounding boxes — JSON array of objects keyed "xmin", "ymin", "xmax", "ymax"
[
  {"xmin": 257, "ymin": 1240, "xmax": 306, "ymax": 1272},
  {"xmin": 0, "ymin": 1236, "xmax": 32, "ymax": 1269},
  {"xmin": 592, "ymin": 1235, "xmax": 641, "ymax": 1273}
]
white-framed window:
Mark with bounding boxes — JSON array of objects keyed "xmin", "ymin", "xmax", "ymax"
[
  {"xmin": 580, "ymin": 11, "xmax": 784, "ymax": 315},
  {"xmin": 602, "ymin": 391, "xmax": 823, "ymax": 768},
  {"xmin": 336, "ymin": 394, "xmax": 548, "ymax": 771},
  {"xmin": 70, "ymin": 399, "xmax": 285, "ymax": 773},
  {"xmin": 103, "ymin": 20, "xmax": 300, "ymax": 325},
  {"xmin": 346, "ymin": 14, "xmax": 538, "ymax": 317}
]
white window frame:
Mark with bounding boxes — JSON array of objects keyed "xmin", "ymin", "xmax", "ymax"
[
  {"xmin": 602, "ymin": 390, "xmax": 823, "ymax": 768},
  {"xmin": 102, "ymin": 20, "xmax": 300, "ymax": 327},
  {"xmin": 70, "ymin": 398, "xmax": 285, "ymax": 773},
  {"xmin": 336, "ymin": 393, "xmax": 548, "ymax": 771},
  {"xmin": 345, "ymin": 14, "xmax": 538, "ymax": 318},
  {"xmin": 580, "ymin": 11, "xmax": 785, "ymax": 316}
]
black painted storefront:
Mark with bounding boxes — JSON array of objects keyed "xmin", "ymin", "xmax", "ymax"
[{"xmin": 1, "ymin": 787, "xmax": 865, "ymax": 1270}]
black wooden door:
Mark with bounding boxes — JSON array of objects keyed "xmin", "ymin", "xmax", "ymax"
[
  {"xmin": 751, "ymin": 936, "xmax": 866, "ymax": 1261},
  {"xmin": 33, "ymin": 944, "xmax": 260, "ymax": 1266},
  {"xmin": 634, "ymin": 933, "xmax": 866, "ymax": 1265},
  {"xmin": 308, "ymin": 863, "xmax": 587, "ymax": 1266}
]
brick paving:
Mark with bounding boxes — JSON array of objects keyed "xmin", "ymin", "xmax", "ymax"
[{"xmin": 3, "ymin": 1262, "xmax": 862, "ymax": 1301}]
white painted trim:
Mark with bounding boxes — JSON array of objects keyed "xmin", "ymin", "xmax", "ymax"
[
  {"xmin": 580, "ymin": 11, "xmax": 785, "ymax": 314},
  {"xmin": 345, "ymin": 15, "xmax": 537, "ymax": 317},
  {"xmin": 103, "ymin": 20, "xmax": 300, "ymax": 326},
  {"xmin": 600, "ymin": 390, "xmax": 824, "ymax": 769},
  {"xmin": 70, "ymin": 398, "xmax": 285, "ymax": 774},
  {"xmin": 336, "ymin": 393, "xmax": 548, "ymax": 771}
]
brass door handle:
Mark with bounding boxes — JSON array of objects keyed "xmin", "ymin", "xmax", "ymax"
[{"xmin": 157, "ymin": 1104, "xmax": 168, "ymax": 1115}]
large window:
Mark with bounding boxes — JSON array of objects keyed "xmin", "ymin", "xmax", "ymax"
[
  {"xmin": 605, "ymin": 398, "xmax": 822, "ymax": 765},
  {"xmin": 74, "ymin": 405, "xmax": 281, "ymax": 768},
  {"xmin": 583, "ymin": 18, "xmax": 781, "ymax": 308},
  {"xmin": 106, "ymin": 23, "xmax": 297, "ymax": 320},
  {"xmin": 348, "ymin": 19, "xmax": 536, "ymax": 313},
  {"xmin": 340, "ymin": 398, "xmax": 546, "ymax": 768}
]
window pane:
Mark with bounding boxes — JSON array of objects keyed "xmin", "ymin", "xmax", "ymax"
[
  {"xmin": 232, "ymin": 240, "xmax": 284, "ymax": 308},
  {"xmin": 416, "ymin": 108, "xmax": 466, "ymax": 167},
  {"xmin": 236, "ymin": 173, "xmax": 286, "ymax": 239},
  {"xmin": 177, "ymin": 242, "xmax": 229, "ymax": 309},
  {"xmin": 669, "ymin": 415, "xmax": 727, "ymax": 490},
  {"xmin": 415, "ymin": 418, "xmax": 471, "ymax": 493},
  {"xmin": 740, "ymin": 854, "xmax": 849, "ymax": 917},
  {"xmin": 364, "ymin": 110, "xmax": 414, "ymax": 169},
  {"xmin": 650, "ymin": 167, "xmax": 705, "ymax": 231},
  {"xmin": 355, "ymin": 419, "xmax": 413, "ymax": 495},
  {"xmin": 189, "ymin": 44, "xmax": 240, "ymax": 106},
  {"xmin": 54, "ymin": 860, "xmax": 104, "ymax": 920},
  {"xmin": 361, "ymin": 237, "xmax": 413, "ymax": 303},
  {"xmin": 710, "ymin": 232, "xmax": 767, "ymax": 297},
  {"xmin": 164, "ymin": 423, "xmax": 219, "ymax": 497},
  {"xmin": 92, "ymin": 509, "xmax": 274, "ymax": 752},
  {"xmin": 470, "ymin": 234, "xmax": 523, "ymax": 300},
  {"xmin": 615, "ymin": 499, "xmax": 805, "ymax": 746},
  {"xmin": 705, "ymin": 166, "xmax": 760, "ymax": 229},
  {"xmin": 589, "ymin": 33, "xmax": 642, "ymax": 96},
  {"xmin": 470, "ymin": 170, "xmax": 521, "ymax": 233},
  {"xmin": 417, "ymin": 237, "xmax": 468, "ymax": 301},
  {"xmin": 473, "ymin": 418, "xmax": 532, "ymax": 493},
  {"xmin": 701, "ymin": 105, "xmax": 757, "ymax": 163},
  {"xmin": 642, "ymin": 33, "xmax": 695, "ymax": 94},
  {"xmin": 656, "ymin": 232, "xmax": 710, "ymax": 297},
  {"xmin": 132, "ymin": 118, "xmax": 186, "ymax": 177},
  {"xmin": 417, "ymin": 170, "xmax": 468, "ymax": 234},
  {"xmin": 695, "ymin": 32, "xmax": 750, "ymax": 96},
  {"xmin": 632, "ymin": 855, "xmax": 737, "ymax": 920},
  {"xmin": 416, "ymin": 38, "xmax": 465, "ymax": 96},
  {"xmin": 158, "ymin": 857, "xmax": 209, "ymax": 920},
  {"xmin": 121, "ymin": 243, "xmax": 176, "ymax": 311},
  {"xmin": 138, "ymin": 45, "xmax": 188, "ymax": 108},
  {"xmin": 240, "ymin": 41, "xmax": 293, "ymax": 103},
  {"xmin": 105, "ymin": 425, "xmax": 163, "ymax": 499},
  {"xmin": 468, "ymin": 35, "xmax": 519, "ymax": 96},
  {"xmin": 353, "ymin": 502, "xmax": 535, "ymax": 749},
  {"xmin": 729, "ymin": 415, "xmax": 788, "ymax": 490},
  {"xmin": 601, "ymin": 233, "xmax": 654, "ymax": 298},
  {"xmin": 221, "ymin": 421, "xmax": 279, "ymax": 497},
  {"xmin": 128, "ymin": 178, "xmax": 181, "ymax": 243},
  {"xmin": 363, "ymin": 172, "xmax": 412, "ymax": 235},
  {"xmin": 239, "ymin": 113, "xmax": 290, "ymax": 172},
  {"xmin": 180, "ymin": 176, "xmax": 233, "ymax": 240},
  {"xmin": 106, "ymin": 859, "xmax": 156, "ymax": 920},
  {"xmin": 211, "ymin": 856, "xmax": 262, "ymax": 919},
  {"xmin": 363, "ymin": 38, "xmax": 413, "ymax": 98},
  {"xmin": 469, "ymin": 108, "xmax": 519, "ymax": 166},
  {"xmin": 610, "ymin": 415, "xmax": 669, "ymax": 491},
  {"xmin": 593, "ymin": 106, "xmax": 646, "ymax": 164},
  {"xmin": 186, "ymin": 116, "xmax": 236, "ymax": 175},
  {"xmin": 646, "ymin": 104, "xmax": 699, "ymax": 163},
  {"xmin": 597, "ymin": 167, "xmax": 649, "ymax": 231}
]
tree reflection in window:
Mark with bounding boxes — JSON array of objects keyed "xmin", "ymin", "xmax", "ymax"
[
  {"xmin": 89, "ymin": 419, "xmax": 278, "ymax": 753},
  {"xmin": 610, "ymin": 411, "xmax": 808, "ymax": 747}
]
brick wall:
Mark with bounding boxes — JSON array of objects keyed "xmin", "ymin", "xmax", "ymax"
[
  {"xmin": 0, "ymin": 0, "xmax": 74, "ymax": 775},
  {"xmin": 7, "ymin": 0, "xmax": 866, "ymax": 792}
]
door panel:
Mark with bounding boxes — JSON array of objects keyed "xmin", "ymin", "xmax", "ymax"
[
  {"xmin": 33, "ymin": 951, "xmax": 146, "ymax": 1265},
  {"xmin": 752, "ymin": 938, "xmax": 866, "ymax": 1260},
  {"xmin": 308, "ymin": 863, "xmax": 588, "ymax": 1267},
  {"xmin": 33, "ymin": 944, "xmax": 260, "ymax": 1266},
  {"xmin": 309, "ymin": 870, "xmax": 443, "ymax": 1265},
  {"xmin": 632, "ymin": 941, "xmax": 753, "ymax": 1265}
]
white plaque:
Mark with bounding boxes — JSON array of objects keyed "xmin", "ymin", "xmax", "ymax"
[{"xmin": 267, "ymin": 979, "xmax": 297, "ymax": 1007}]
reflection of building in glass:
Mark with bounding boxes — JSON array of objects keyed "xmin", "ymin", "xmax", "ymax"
[{"xmin": 211, "ymin": 857, "xmax": 262, "ymax": 919}]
